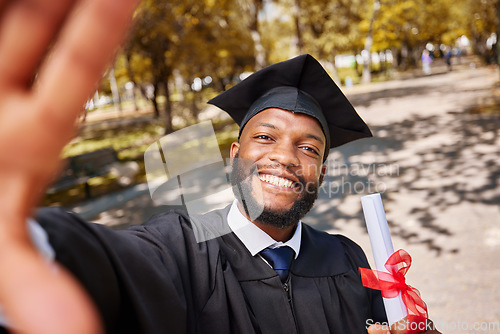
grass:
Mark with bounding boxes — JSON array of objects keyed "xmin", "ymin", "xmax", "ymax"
[{"xmin": 336, "ymin": 64, "xmax": 394, "ymax": 85}]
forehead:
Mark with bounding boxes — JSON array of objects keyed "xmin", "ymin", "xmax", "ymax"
[{"xmin": 241, "ymin": 108, "xmax": 325, "ymax": 138}]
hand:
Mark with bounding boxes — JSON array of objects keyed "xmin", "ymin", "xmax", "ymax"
[
  {"xmin": 367, "ymin": 318, "xmax": 442, "ymax": 334},
  {"xmin": 0, "ymin": 0, "xmax": 138, "ymax": 333}
]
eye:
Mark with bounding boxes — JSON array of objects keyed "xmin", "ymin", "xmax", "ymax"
[
  {"xmin": 300, "ymin": 146, "xmax": 320, "ymax": 156},
  {"xmin": 254, "ymin": 135, "xmax": 273, "ymax": 141}
]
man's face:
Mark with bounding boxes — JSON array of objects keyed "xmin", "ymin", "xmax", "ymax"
[{"xmin": 230, "ymin": 108, "xmax": 327, "ymax": 227}]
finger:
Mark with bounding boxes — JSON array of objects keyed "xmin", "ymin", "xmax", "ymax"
[
  {"xmin": 0, "ymin": 159, "xmax": 64, "ymax": 232},
  {"xmin": 424, "ymin": 320, "xmax": 442, "ymax": 333},
  {"xmin": 367, "ymin": 323, "xmax": 391, "ymax": 334},
  {"xmin": 35, "ymin": 0, "xmax": 139, "ymax": 133},
  {"xmin": 0, "ymin": 0, "xmax": 76, "ymax": 90},
  {"xmin": 389, "ymin": 318, "xmax": 408, "ymax": 334},
  {"xmin": 0, "ymin": 0, "xmax": 8, "ymax": 15},
  {"xmin": 0, "ymin": 238, "xmax": 102, "ymax": 334}
]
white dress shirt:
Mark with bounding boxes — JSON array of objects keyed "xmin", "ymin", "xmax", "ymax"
[{"xmin": 227, "ymin": 200, "xmax": 302, "ymax": 259}]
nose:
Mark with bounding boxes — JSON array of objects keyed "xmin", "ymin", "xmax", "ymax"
[{"xmin": 267, "ymin": 140, "xmax": 300, "ymax": 168}]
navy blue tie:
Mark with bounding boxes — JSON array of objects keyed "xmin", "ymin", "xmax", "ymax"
[{"xmin": 260, "ymin": 246, "xmax": 295, "ymax": 283}]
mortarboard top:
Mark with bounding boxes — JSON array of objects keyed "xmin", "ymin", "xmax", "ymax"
[{"xmin": 208, "ymin": 54, "xmax": 372, "ymax": 161}]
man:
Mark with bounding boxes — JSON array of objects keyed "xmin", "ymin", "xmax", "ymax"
[
  {"xmin": 0, "ymin": 2, "xmax": 439, "ymax": 333},
  {"xmin": 27, "ymin": 54, "xmax": 387, "ymax": 333}
]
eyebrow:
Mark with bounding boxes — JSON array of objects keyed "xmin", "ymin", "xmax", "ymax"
[
  {"xmin": 256, "ymin": 122, "xmax": 324, "ymax": 144},
  {"xmin": 256, "ymin": 122, "xmax": 278, "ymax": 130},
  {"xmin": 304, "ymin": 133, "xmax": 324, "ymax": 144}
]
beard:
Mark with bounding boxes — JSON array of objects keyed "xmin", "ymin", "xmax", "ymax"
[{"xmin": 230, "ymin": 153, "xmax": 319, "ymax": 229}]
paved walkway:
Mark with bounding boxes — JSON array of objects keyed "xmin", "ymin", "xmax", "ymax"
[{"xmin": 69, "ymin": 59, "xmax": 500, "ymax": 333}]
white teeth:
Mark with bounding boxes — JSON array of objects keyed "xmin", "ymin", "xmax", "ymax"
[{"xmin": 258, "ymin": 174, "xmax": 294, "ymax": 188}]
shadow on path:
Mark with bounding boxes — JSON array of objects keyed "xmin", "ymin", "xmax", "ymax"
[{"xmin": 306, "ymin": 109, "xmax": 499, "ymax": 255}]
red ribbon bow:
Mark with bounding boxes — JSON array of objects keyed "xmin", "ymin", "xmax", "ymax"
[{"xmin": 359, "ymin": 249, "xmax": 428, "ymax": 334}]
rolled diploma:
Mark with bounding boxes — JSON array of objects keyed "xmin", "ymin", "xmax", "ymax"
[{"xmin": 361, "ymin": 193, "xmax": 407, "ymax": 325}]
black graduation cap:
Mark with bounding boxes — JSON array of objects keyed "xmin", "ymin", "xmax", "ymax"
[{"xmin": 208, "ymin": 54, "xmax": 372, "ymax": 161}]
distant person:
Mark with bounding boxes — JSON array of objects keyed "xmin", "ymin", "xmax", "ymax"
[
  {"xmin": 444, "ymin": 47, "xmax": 453, "ymax": 71},
  {"xmin": 421, "ymin": 49, "xmax": 433, "ymax": 75},
  {"xmin": 456, "ymin": 48, "xmax": 463, "ymax": 64}
]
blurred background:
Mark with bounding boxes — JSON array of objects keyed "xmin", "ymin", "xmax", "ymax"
[{"xmin": 42, "ymin": 0, "xmax": 499, "ymax": 332}]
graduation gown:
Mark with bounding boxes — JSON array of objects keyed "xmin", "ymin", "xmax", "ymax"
[{"xmin": 26, "ymin": 205, "xmax": 386, "ymax": 334}]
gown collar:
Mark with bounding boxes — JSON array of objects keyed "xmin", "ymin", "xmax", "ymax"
[{"xmin": 209, "ymin": 202, "xmax": 352, "ymax": 280}]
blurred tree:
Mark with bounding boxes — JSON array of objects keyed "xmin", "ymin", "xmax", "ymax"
[
  {"xmin": 124, "ymin": 0, "xmax": 186, "ymax": 133},
  {"xmin": 123, "ymin": 0, "xmax": 254, "ymax": 133},
  {"xmin": 238, "ymin": 0, "xmax": 267, "ymax": 69},
  {"xmin": 371, "ymin": 0, "xmax": 453, "ymax": 69},
  {"xmin": 460, "ymin": 0, "xmax": 497, "ymax": 63},
  {"xmin": 105, "ymin": 0, "xmax": 496, "ymax": 111},
  {"xmin": 498, "ymin": 0, "xmax": 500, "ymax": 68},
  {"xmin": 287, "ymin": 0, "xmax": 365, "ymax": 82},
  {"xmin": 361, "ymin": 0, "xmax": 379, "ymax": 83},
  {"xmin": 292, "ymin": 0, "xmax": 304, "ymax": 54},
  {"xmin": 175, "ymin": 0, "xmax": 255, "ymax": 119},
  {"xmin": 260, "ymin": 15, "xmax": 295, "ymax": 64},
  {"xmin": 118, "ymin": 55, "xmax": 140, "ymax": 111},
  {"xmin": 108, "ymin": 68, "xmax": 122, "ymax": 111}
]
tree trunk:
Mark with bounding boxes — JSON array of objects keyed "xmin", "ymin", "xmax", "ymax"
[
  {"xmin": 362, "ymin": 43, "xmax": 372, "ymax": 84},
  {"xmin": 191, "ymin": 89, "xmax": 199, "ymax": 122},
  {"xmin": 163, "ymin": 76, "xmax": 173, "ymax": 135},
  {"xmin": 131, "ymin": 85, "xmax": 139, "ymax": 111},
  {"xmin": 379, "ymin": 52, "xmax": 386, "ymax": 74},
  {"xmin": 250, "ymin": 0, "xmax": 266, "ymax": 70},
  {"xmin": 124, "ymin": 53, "xmax": 139, "ymax": 111},
  {"xmin": 93, "ymin": 91, "xmax": 100, "ymax": 108},
  {"xmin": 293, "ymin": 0, "xmax": 304, "ymax": 55},
  {"xmin": 108, "ymin": 68, "xmax": 122, "ymax": 111},
  {"xmin": 390, "ymin": 48, "xmax": 398, "ymax": 69},
  {"xmin": 152, "ymin": 82, "xmax": 160, "ymax": 119},
  {"xmin": 173, "ymin": 70, "xmax": 185, "ymax": 102},
  {"xmin": 362, "ymin": 0, "xmax": 379, "ymax": 84},
  {"xmin": 400, "ymin": 43, "xmax": 409, "ymax": 70},
  {"xmin": 497, "ymin": 0, "xmax": 500, "ymax": 74}
]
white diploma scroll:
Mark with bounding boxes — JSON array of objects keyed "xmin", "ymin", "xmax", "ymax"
[{"xmin": 361, "ymin": 193, "xmax": 407, "ymax": 325}]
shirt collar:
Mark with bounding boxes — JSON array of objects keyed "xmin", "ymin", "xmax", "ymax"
[{"xmin": 227, "ymin": 200, "xmax": 302, "ymax": 259}]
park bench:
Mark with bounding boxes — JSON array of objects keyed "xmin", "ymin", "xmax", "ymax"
[{"xmin": 46, "ymin": 148, "xmax": 136, "ymax": 199}]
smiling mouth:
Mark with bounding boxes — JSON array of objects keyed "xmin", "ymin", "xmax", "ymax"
[{"xmin": 258, "ymin": 173, "xmax": 296, "ymax": 189}]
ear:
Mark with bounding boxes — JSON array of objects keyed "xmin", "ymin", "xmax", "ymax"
[
  {"xmin": 318, "ymin": 164, "xmax": 327, "ymax": 185},
  {"xmin": 230, "ymin": 142, "xmax": 240, "ymax": 160}
]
